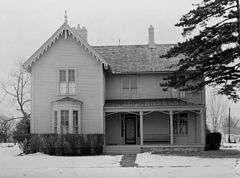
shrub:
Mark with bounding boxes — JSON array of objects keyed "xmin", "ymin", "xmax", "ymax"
[
  {"xmin": 14, "ymin": 134, "xmax": 104, "ymax": 156},
  {"xmin": 205, "ymin": 132, "xmax": 222, "ymax": 150}
]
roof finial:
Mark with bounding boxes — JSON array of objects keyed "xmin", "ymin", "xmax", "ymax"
[{"xmin": 64, "ymin": 10, "xmax": 68, "ymax": 24}]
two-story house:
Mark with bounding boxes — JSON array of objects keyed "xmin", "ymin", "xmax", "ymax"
[{"xmin": 23, "ymin": 14, "xmax": 206, "ymax": 154}]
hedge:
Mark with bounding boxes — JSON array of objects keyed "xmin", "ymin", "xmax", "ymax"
[
  {"xmin": 205, "ymin": 132, "xmax": 222, "ymax": 150},
  {"xmin": 14, "ymin": 134, "xmax": 104, "ymax": 156}
]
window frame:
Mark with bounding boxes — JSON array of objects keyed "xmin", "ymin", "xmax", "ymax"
[
  {"xmin": 73, "ymin": 110, "xmax": 79, "ymax": 134},
  {"xmin": 122, "ymin": 76, "xmax": 137, "ymax": 90},
  {"xmin": 58, "ymin": 68, "xmax": 76, "ymax": 95},
  {"xmin": 60, "ymin": 110, "xmax": 69, "ymax": 134}
]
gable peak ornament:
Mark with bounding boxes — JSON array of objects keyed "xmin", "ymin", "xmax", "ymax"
[{"xmin": 64, "ymin": 10, "xmax": 68, "ymax": 24}]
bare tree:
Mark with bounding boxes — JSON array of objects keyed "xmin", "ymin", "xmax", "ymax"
[
  {"xmin": 1, "ymin": 63, "xmax": 31, "ymax": 120},
  {"xmin": 207, "ymin": 89, "xmax": 228, "ymax": 133},
  {"xmin": 0, "ymin": 118, "xmax": 13, "ymax": 142}
]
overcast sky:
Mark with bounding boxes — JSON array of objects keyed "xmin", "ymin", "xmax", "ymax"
[{"xmin": 0, "ymin": 0, "xmax": 239, "ymax": 117}]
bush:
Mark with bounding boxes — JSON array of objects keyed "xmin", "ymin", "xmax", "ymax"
[
  {"xmin": 205, "ymin": 132, "xmax": 222, "ymax": 150},
  {"xmin": 14, "ymin": 134, "xmax": 104, "ymax": 156}
]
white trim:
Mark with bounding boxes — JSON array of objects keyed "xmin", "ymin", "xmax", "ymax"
[
  {"xmin": 169, "ymin": 110, "xmax": 173, "ymax": 145},
  {"xmin": 140, "ymin": 111, "xmax": 143, "ymax": 146}
]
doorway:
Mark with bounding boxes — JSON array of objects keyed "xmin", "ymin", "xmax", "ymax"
[{"xmin": 125, "ymin": 114, "xmax": 136, "ymax": 144}]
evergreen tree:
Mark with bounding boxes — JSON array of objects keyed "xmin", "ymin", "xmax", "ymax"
[{"xmin": 163, "ymin": 0, "xmax": 240, "ymax": 101}]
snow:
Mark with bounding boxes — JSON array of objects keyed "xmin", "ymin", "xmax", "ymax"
[
  {"xmin": 0, "ymin": 143, "xmax": 240, "ymax": 178},
  {"xmin": 223, "ymin": 142, "xmax": 240, "ymax": 148},
  {"xmin": 136, "ymin": 152, "xmax": 240, "ymax": 177}
]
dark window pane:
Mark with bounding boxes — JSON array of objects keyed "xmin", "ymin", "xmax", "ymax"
[
  {"xmin": 73, "ymin": 110, "xmax": 78, "ymax": 126},
  {"xmin": 68, "ymin": 69, "xmax": 75, "ymax": 82},
  {"xmin": 59, "ymin": 70, "xmax": 66, "ymax": 82}
]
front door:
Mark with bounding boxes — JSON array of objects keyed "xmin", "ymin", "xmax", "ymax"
[{"xmin": 125, "ymin": 116, "xmax": 136, "ymax": 144}]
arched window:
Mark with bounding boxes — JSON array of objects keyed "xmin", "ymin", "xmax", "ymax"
[{"xmin": 52, "ymin": 97, "xmax": 82, "ymax": 134}]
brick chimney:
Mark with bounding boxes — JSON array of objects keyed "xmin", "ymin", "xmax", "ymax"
[
  {"xmin": 148, "ymin": 25, "xmax": 155, "ymax": 48},
  {"xmin": 77, "ymin": 24, "xmax": 88, "ymax": 42}
]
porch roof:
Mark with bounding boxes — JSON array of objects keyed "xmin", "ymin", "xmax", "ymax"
[{"xmin": 104, "ymin": 98, "xmax": 201, "ymax": 108}]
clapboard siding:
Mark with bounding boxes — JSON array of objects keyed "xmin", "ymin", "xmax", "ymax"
[
  {"xmin": 106, "ymin": 74, "xmax": 205, "ymax": 104},
  {"xmin": 31, "ymin": 35, "xmax": 104, "ymax": 134}
]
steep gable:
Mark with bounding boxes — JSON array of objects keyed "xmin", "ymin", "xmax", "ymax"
[{"xmin": 23, "ymin": 22, "xmax": 108, "ymax": 72}]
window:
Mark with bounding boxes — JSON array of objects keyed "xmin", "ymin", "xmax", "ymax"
[
  {"xmin": 122, "ymin": 77, "xmax": 137, "ymax": 90},
  {"xmin": 59, "ymin": 69, "xmax": 76, "ymax": 95},
  {"xmin": 54, "ymin": 111, "xmax": 58, "ymax": 134},
  {"xmin": 60, "ymin": 110, "xmax": 69, "ymax": 134},
  {"xmin": 73, "ymin": 110, "xmax": 79, "ymax": 134},
  {"xmin": 179, "ymin": 76, "xmax": 186, "ymax": 98},
  {"xmin": 173, "ymin": 113, "xmax": 188, "ymax": 135},
  {"xmin": 179, "ymin": 91, "xmax": 186, "ymax": 98}
]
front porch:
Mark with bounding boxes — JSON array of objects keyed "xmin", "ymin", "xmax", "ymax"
[{"xmin": 104, "ymin": 99, "xmax": 206, "ymax": 153}]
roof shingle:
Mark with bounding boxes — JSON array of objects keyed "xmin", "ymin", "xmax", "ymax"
[{"xmin": 93, "ymin": 44, "xmax": 183, "ymax": 74}]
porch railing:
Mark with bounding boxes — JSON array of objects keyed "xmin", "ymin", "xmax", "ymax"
[{"xmin": 143, "ymin": 134, "xmax": 170, "ymax": 143}]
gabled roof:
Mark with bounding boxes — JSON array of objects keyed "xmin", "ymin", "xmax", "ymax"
[
  {"xmin": 23, "ymin": 22, "xmax": 109, "ymax": 72},
  {"xmin": 23, "ymin": 16, "xmax": 184, "ymax": 74},
  {"xmin": 93, "ymin": 44, "xmax": 184, "ymax": 74}
]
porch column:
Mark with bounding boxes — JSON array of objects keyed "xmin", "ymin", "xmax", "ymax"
[
  {"xmin": 200, "ymin": 109, "xmax": 205, "ymax": 145},
  {"xmin": 140, "ymin": 111, "xmax": 143, "ymax": 145},
  {"xmin": 170, "ymin": 110, "xmax": 174, "ymax": 145},
  {"xmin": 103, "ymin": 112, "xmax": 106, "ymax": 146}
]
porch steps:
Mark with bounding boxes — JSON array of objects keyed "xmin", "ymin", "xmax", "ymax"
[{"xmin": 103, "ymin": 145, "xmax": 141, "ymax": 154}]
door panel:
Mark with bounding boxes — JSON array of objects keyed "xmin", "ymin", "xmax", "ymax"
[{"xmin": 125, "ymin": 117, "xmax": 136, "ymax": 144}]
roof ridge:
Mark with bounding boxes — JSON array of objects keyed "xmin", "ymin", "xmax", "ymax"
[{"xmin": 92, "ymin": 43, "xmax": 176, "ymax": 47}]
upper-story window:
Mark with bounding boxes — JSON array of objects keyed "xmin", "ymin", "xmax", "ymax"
[
  {"xmin": 171, "ymin": 75, "xmax": 186, "ymax": 99},
  {"xmin": 122, "ymin": 77, "xmax": 137, "ymax": 90},
  {"xmin": 179, "ymin": 75, "xmax": 186, "ymax": 98},
  {"xmin": 59, "ymin": 69, "xmax": 76, "ymax": 95}
]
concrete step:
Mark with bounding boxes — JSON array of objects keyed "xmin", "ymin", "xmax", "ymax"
[{"xmin": 103, "ymin": 145, "xmax": 141, "ymax": 154}]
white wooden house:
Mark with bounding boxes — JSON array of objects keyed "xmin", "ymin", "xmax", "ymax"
[{"xmin": 23, "ymin": 14, "xmax": 206, "ymax": 154}]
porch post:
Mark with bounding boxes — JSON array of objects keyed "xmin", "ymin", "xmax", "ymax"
[
  {"xmin": 103, "ymin": 111, "xmax": 106, "ymax": 146},
  {"xmin": 200, "ymin": 109, "xmax": 205, "ymax": 145},
  {"xmin": 170, "ymin": 110, "xmax": 174, "ymax": 145},
  {"xmin": 140, "ymin": 111, "xmax": 143, "ymax": 145}
]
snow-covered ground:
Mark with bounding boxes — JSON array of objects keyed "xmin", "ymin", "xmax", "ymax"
[{"xmin": 0, "ymin": 143, "xmax": 240, "ymax": 178}]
